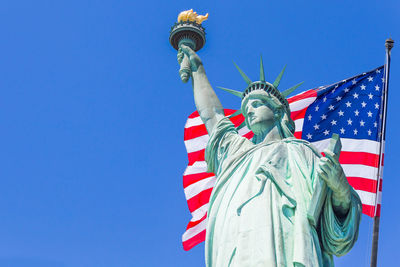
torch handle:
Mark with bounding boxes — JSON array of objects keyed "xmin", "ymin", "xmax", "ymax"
[{"xmin": 179, "ymin": 52, "xmax": 191, "ymax": 83}]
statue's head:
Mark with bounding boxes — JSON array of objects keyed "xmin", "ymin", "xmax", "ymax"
[{"xmin": 218, "ymin": 57, "xmax": 303, "ymax": 139}]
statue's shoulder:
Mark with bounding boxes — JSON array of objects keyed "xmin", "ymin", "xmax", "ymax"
[{"xmin": 282, "ymin": 137, "xmax": 321, "ymax": 157}]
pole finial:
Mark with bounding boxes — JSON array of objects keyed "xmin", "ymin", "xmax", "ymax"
[{"xmin": 385, "ymin": 38, "xmax": 394, "ymax": 51}]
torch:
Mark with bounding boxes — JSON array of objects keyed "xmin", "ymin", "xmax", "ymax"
[{"xmin": 169, "ymin": 10, "xmax": 208, "ymax": 83}]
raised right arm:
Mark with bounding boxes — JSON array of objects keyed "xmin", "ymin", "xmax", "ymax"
[{"xmin": 178, "ymin": 45, "xmax": 225, "ymax": 134}]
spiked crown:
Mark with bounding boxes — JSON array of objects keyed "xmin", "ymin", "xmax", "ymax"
[{"xmin": 217, "ymin": 56, "xmax": 303, "ymax": 130}]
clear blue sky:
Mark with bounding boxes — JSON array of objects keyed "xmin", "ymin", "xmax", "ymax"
[{"xmin": 0, "ymin": 1, "xmax": 399, "ymax": 266}]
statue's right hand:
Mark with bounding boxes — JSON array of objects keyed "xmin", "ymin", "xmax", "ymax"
[
  {"xmin": 177, "ymin": 44, "xmax": 203, "ymax": 72},
  {"xmin": 177, "ymin": 49, "xmax": 185, "ymax": 65}
]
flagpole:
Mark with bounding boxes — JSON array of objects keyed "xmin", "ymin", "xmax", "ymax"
[{"xmin": 370, "ymin": 37, "xmax": 394, "ymax": 267}]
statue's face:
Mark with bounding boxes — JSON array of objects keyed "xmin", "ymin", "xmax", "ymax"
[{"xmin": 244, "ymin": 98, "xmax": 275, "ymax": 135}]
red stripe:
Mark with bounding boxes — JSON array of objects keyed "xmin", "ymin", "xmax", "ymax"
[
  {"xmin": 184, "ymin": 124, "xmax": 207, "ymax": 141},
  {"xmin": 188, "ymin": 149, "xmax": 205, "ymax": 166},
  {"xmin": 183, "ymin": 172, "xmax": 215, "ymax": 188},
  {"xmin": 287, "ymin": 89, "xmax": 317, "ymax": 103},
  {"xmin": 186, "ymin": 213, "xmax": 207, "ymax": 230},
  {"xmin": 291, "ymin": 108, "xmax": 307, "ymax": 121},
  {"xmin": 339, "ymin": 152, "xmax": 380, "ymax": 168},
  {"xmin": 362, "ymin": 204, "xmax": 375, "ymax": 217},
  {"xmin": 187, "ymin": 188, "xmax": 213, "ymax": 213},
  {"xmin": 375, "ymin": 204, "xmax": 381, "ymax": 217},
  {"xmin": 347, "ymin": 177, "xmax": 377, "ymax": 193},
  {"xmin": 294, "ymin": 131, "xmax": 302, "ymax": 139},
  {"xmin": 183, "ymin": 229, "xmax": 206, "ymax": 251},
  {"xmin": 188, "ymin": 111, "xmax": 199, "ymax": 119},
  {"xmin": 230, "ymin": 115, "xmax": 245, "ymax": 127},
  {"xmin": 224, "ymin": 109, "xmax": 236, "ymax": 116},
  {"xmin": 243, "ymin": 131, "xmax": 254, "ymax": 139}
]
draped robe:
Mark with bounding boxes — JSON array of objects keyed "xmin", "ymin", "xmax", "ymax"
[{"xmin": 204, "ymin": 117, "xmax": 362, "ymax": 267}]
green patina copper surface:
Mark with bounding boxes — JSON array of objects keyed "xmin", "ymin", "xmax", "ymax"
[{"xmin": 176, "ymin": 44, "xmax": 361, "ymax": 267}]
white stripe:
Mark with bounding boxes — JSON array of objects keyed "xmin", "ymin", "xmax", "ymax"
[
  {"xmin": 294, "ymin": 118, "xmax": 304, "ymax": 132},
  {"xmin": 184, "ymin": 176, "xmax": 216, "ymax": 199},
  {"xmin": 185, "ymin": 116, "xmax": 203, "ymax": 128},
  {"xmin": 238, "ymin": 126, "xmax": 251, "ymax": 136},
  {"xmin": 184, "ymin": 161, "xmax": 208, "ymax": 175},
  {"xmin": 342, "ymin": 164, "xmax": 378, "ymax": 181},
  {"xmin": 355, "ymin": 190, "xmax": 378, "ymax": 206},
  {"xmin": 289, "ymin": 96, "xmax": 316, "ymax": 112},
  {"xmin": 190, "ymin": 203, "xmax": 209, "ymax": 221},
  {"xmin": 185, "ymin": 134, "xmax": 209, "ymax": 153},
  {"xmin": 311, "ymin": 138, "xmax": 380, "ymax": 154},
  {"xmin": 182, "ymin": 217, "xmax": 207, "ymax": 242}
]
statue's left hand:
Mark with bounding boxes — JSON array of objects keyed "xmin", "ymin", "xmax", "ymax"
[{"xmin": 317, "ymin": 149, "xmax": 351, "ymax": 214}]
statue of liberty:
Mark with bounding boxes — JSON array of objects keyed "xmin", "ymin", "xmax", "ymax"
[{"xmin": 177, "ymin": 45, "xmax": 362, "ymax": 267}]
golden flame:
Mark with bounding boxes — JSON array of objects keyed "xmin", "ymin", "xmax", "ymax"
[{"xmin": 177, "ymin": 9, "xmax": 208, "ymax": 24}]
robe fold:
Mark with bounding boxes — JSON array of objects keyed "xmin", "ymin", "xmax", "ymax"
[{"xmin": 204, "ymin": 117, "xmax": 362, "ymax": 267}]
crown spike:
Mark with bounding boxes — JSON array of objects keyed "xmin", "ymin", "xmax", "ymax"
[
  {"xmin": 260, "ymin": 55, "xmax": 265, "ymax": 82},
  {"xmin": 233, "ymin": 61, "xmax": 252, "ymax": 85},
  {"xmin": 273, "ymin": 65, "xmax": 287, "ymax": 88},
  {"xmin": 217, "ymin": 86, "xmax": 243, "ymax": 98},
  {"xmin": 282, "ymin": 82, "xmax": 304, "ymax": 97}
]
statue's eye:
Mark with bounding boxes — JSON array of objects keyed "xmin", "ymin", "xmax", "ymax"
[{"xmin": 252, "ymin": 101, "xmax": 263, "ymax": 108}]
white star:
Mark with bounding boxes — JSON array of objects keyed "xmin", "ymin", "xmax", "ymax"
[
  {"xmin": 345, "ymin": 101, "xmax": 352, "ymax": 107},
  {"xmin": 306, "ymin": 133, "xmax": 312, "ymax": 140},
  {"xmin": 323, "ymin": 129, "xmax": 330, "ymax": 136},
  {"xmin": 375, "ymin": 103, "xmax": 379, "ymax": 109},
  {"xmin": 368, "ymin": 129, "xmax": 372, "ymax": 136},
  {"xmin": 367, "ymin": 111, "xmax": 373, "ymax": 117},
  {"xmin": 376, "ymin": 69, "xmax": 381, "ymax": 73},
  {"xmin": 328, "ymin": 105, "xmax": 334, "ymax": 110},
  {"xmin": 313, "ymin": 124, "xmax": 320, "ymax": 130},
  {"xmin": 321, "ymin": 114, "xmax": 327, "ymax": 120},
  {"xmin": 347, "ymin": 118, "xmax": 353, "ymax": 125},
  {"xmin": 354, "ymin": 109, "xmax": 360, "ymax": 116},
  {"xmin": 367, "ymin": 76, "xmax": 373, "ymax": 82},
  {"xmin": 331, "ymin": 120, "xmax": 337, "ymax": 125},
  {"xmin": 344, "ymin": 88, "xmax": 350, "ymax": 93},
  {"xmin": 375, "ymin": 85, "xmax": 380, "ymax": 91},
  {"xmin": 308, "ymin": 114, "xmax": 312, "ymax": 121},
  {"xmin": 323, "ymin": 97, "xmax": 327, "ymax": 102},
  {"xmin": 338, "ymin": 110, "xmax": 344, "ymax": 116},
  {"xmin": 352, "ymin": 79, "xmax": 357, "ymax": 85},
  {"xmin": 315, "ymin": 106, "xmax": 319, "ymax": 111},
  {"xmin": 368, "ymin": 93, "xmax": 373, "ymax": 99},
  {"xmin": 374, "ymin": 122, "xmax": 378, "ymax": 127},
  {"xmin": 382, "ymin": 78, "xmax": 385, "ymax": 83},
  {"xmin": 354, "ymin": 129, "xmax": 358, "ymax": 135},
  {"xmin": 353, "ymin": 93, "xmax": 359, "ymax": 99},
  {"xmin": 340, "ymin": 128, "xmax": 345, "ymax": 134},
  {"xmin": 336, "ymin": 96, "xmax": 342, "ymax": 101},
  {"xmin": 360, "ymin": 84, "xmax": 366, "ymax": 90},
  {"xmin": 360, "ymin": 120, "xmax": 365, "ymax": 126}
]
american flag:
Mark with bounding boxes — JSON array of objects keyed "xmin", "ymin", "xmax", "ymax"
[{"xmin": 182, "ymin": 66, "xmax": 385, "ymax": 251}]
